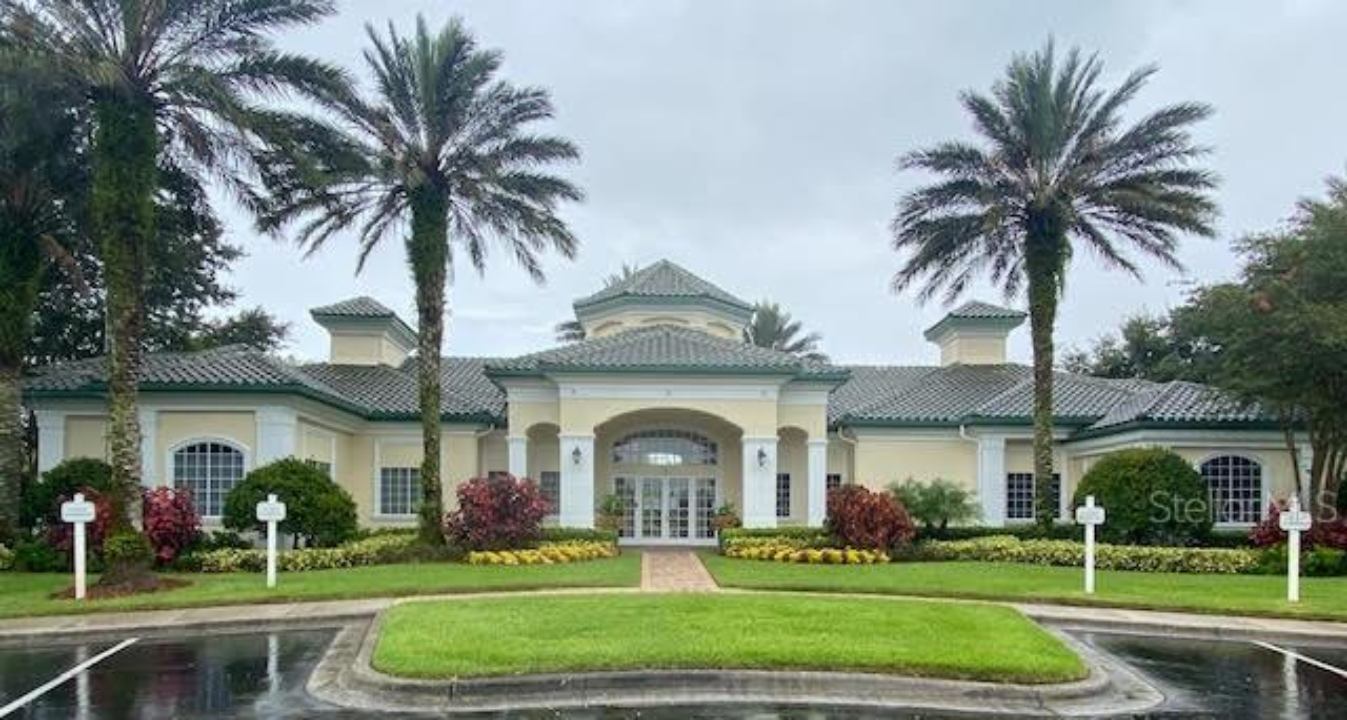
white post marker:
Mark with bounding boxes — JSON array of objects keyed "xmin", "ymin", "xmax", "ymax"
[
  {"xmin": 60, "ymin": 493, "xmax": 96, "ymax": 601},
  {"xmin": 1075, "ymin": 495, "xmax": 1106, "ymax": 594},
  {"xmin": 1278, "ymin": 496, "xmax": 1312, "ymax": 603},
  {"xmin": 256, "ymin": 493, "xmax": 287, "ymax": 589}
]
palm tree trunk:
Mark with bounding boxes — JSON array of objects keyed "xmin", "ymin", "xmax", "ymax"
[
  {"xmin": 0, "ymin": 216, "xmax": 42, "ymax": 540},
  {"xmin": 0, "ymin": 363, "xmax": 23, "ymax": 540},
  {"xmin": 92, "ymin": 95, "xmax": 157, "ymax": 531},
  {"xmin": 408, "ymin": 185, "xmax": 449, "ymax": 545},
  {"xmin": 1025, "ymin": 240, "xmax": 1060, "ymax": 528}
]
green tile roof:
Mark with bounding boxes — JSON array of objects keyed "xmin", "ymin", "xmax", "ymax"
[
  {"xmin": 1086, "ymin": 381, "xmax": 1270, "ymax": 431},
  {"xmin": 310, "ymin": 296, "xmax": 417, "ymax": 342},
  {"xmin": 572, "ymin": 260, "xmax": 752, "ymax": 313},
  {"xmin": 486, "ymin": 324, "xmax": 847, "ymax": 379}
]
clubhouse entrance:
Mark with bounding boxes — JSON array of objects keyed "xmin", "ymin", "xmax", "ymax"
[{"xmin": 609, "ymin": 429, "xmax": 721, "ymax": 544}]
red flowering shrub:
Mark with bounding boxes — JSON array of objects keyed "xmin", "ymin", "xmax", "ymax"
[
  {"xmin": 826, "ymin": 485, "xmax": 915, "ymax": 550},
  {"xmin": 45, "ymin": 487, "xmax": 115, "ymax": 556},
  {"xmin": 443, "ymin": 475, "xmax": 550, "ymax": 551},
  {"xmin": 1250, "ymin": 499, "xmax": 1347, "ymax": 550},
  {"xmin": 142, "ymin": 487, "xmax": 202, "ymax": 565}
]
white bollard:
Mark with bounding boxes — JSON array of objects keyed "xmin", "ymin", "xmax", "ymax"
[
  {"xmin": 256, "ymin": 493, "xmax": 287, "ymax": 589},
  {"xmin": 1278, "ymin": 496, "xmax": 1312, "ymax": 603},
  {"xmin": 60, "ymin": 493, "xmax": 96, "ymax": 601},
  {"xmin": 1075, "ymin": 495, "xmax": 1106, "ymax": 595}
]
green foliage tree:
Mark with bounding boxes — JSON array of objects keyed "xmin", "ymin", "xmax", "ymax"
[
  {"xmin": 7, "ymin": 0, "xmax": 346, "ymax": 530},
  {"xmin": 223, "ymin": 458, "xmax": 357, "ymax": 548},
  {"xmin": 261, "ymin": 16, "xmax": 583, "ymax": 545},
  {"xmin": 1073, "ymin": 448, "xmax": 1211, "ymax": 546},
  {"xmin": 744, "ymin": 301, "xmax": 828, "ymax": 361},
  {"xmin": 22, "ymin": 458, "xmax": 115, "ymax": 531},
  {"xmin": 891, "ymin": 40, "xmax": 1217, "ymax": 528},
  {"xmin": 888, "ymin": 478, "xmax": 979, "ymax": 537},
  {"xmin": 0, "ymin": 45, "xmax": 82, "ymax": 538}
]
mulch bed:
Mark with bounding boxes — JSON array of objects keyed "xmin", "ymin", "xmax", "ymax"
[{"xmin": 50, "ymin": 576, "xmax": 192, "ymax": 600}]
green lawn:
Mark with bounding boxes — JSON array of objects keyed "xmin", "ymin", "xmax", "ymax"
[
  {"xmin": 0, "ymin": 553, "xmax": 641, "ymax": 619},
  {"xmin": 373, "ymin": 593, "xmax": 1085, "ymax": 684},
  {"xmin": 702, "ymin": 555, "xmax": 1347, "ymax": 621}
]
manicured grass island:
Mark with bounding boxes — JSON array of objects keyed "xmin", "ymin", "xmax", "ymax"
[
  {"xmin": 372, "ymin": 593, "xmax": 1086, "ymax": 684},
  {"xmin": 702, "ymin": 555, "xmax": 1347, "ymax": 621},
  {"xmin": 0, "ymin": 552, "xmax": 641, "ymax": 619}
]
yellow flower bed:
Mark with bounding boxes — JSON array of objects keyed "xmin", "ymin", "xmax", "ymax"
[
  {"xmin": 725, "ymin": 542, "xmax": 889, "ymax": 565},
  {"xmin": 466, "ymin": 540, "xmax": 619, "ymax": 566}
]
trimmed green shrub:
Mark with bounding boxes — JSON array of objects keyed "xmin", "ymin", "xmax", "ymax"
[
  {"xmin": 935, "ymin": 524, "xmax": 1081, "ymax": 542},
  {"xmin": 539, "ymin": 527, "xmax": 618, "ymax": 544},
  {"xmin": 103, "ymin": 530, "xmax": 154, "ymax": 570},
  {"xmin": 223, "ymin": 459, "xmax": 358, "ymax": 548},
  {"xmin": 916, "ymin": 535, "xmax": 1261, "ymax": 574},
  {"xmin": 1256, "ymin": 544, "xmax": 1347, "ymax": 577},
  {"xmin": 22, "ymin": 458, "xmax": 116, "ymax": 529},
  {"xmin": 178, "ymin": 532, "xmax": 421, "ymax": 573},
  {"xmin": 0, "ymin": 544, "xmax": 12, "ymax": 571},
  {"xmin": 1073, "ymin": 448, "xmax": 1211, "ymax": 546},
  {"xmin": 889, "ymin": 478, "xmax": 979, "ymax": 538},
  {"xmin": 12, "ymin": 538, "xmax": 66, "ymax": 572},
  {"xmin": 718, "ymin": 526, "xmax": 830, "ymax": 551}
]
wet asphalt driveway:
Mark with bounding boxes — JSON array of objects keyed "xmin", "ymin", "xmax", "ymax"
[{"xmin": 2, "ymin": 627, "xmax": 1347, "ymax": 718}]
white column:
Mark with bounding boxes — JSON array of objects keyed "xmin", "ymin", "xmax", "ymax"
[
  {"xmin": 138, "ymin": 408, "xmax": 158, "ymax": 487},
  {"xmin": 806, "ymin": 438, "xmax": 828, "ymax": 526},
  {"xmin": 255, "ymin": 406, "xmax": 298, "ymax": 465},
  {"xmin": 558, "ymin": 434, "xmax": 594, "ymax": 528},
  {"xmin": 741, "ymin": 436, "xmax": 778, "ymax": 528},
  {"xmin": 507, "ymin": 435, "xmax": 529, "ymax": 477},
  {"xmin": 35, "ymin": 410, "xmax": 66, "ymax": 475},
  {"xmin": 976, "ymin": 434, "xmax": 1007, "ymax": 526}
]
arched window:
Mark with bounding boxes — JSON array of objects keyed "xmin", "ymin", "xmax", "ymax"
[
  {"xmin": 1200, "ymin": 455, "xmax": 1263, "ymax": 524},
  {"xmin": 612, "ymin": 430, "xmax": 718, "ymax": 466},
  {"xmin": 173, "ymin": 441, "xmax": 246, "ymax": 518}
]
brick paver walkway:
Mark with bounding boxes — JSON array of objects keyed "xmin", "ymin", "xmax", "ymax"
[{"xmin": 640, "ymin": 550, "xmax": 719, "ymax": 592}]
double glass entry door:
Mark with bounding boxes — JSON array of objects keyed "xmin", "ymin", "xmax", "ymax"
[{"xmin": 614, "ymin": 476, "xmax": 717, "ymax": 542}]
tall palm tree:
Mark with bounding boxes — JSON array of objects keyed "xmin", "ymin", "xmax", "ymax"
[
  {"xmin": 6, "ymin": 0, "xmax": 347, "ymax": 526},
  {"xmin": 0, "ymin": 46, "xmax": 82, "ymax": 539},
  {"xmin": 262, "ymin": 17, "xmax": 583, "ymax": 544},
  {"xmin": 744, "ymin": 301, "xmax": 828, "ymax": 362},
  {"xmin": 891, "ymin": 40, "xmax": 1216, "ymax": 526},
  {"xmin": 554, "ymin": 263, "xmax": 639, "ymax": 342}
]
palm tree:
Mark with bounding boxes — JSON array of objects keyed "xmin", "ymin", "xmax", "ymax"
[
  {"xmin": 554, "ymin": 264, "xmax": 639, "ymax": 342},
  {"xmin": 261, "ymin": 17, "xmax": 583, "ymax": 544},
  {"xmin": 0, "ymin": 46, "xmax": 82, "ymax": 539},
  {"xmin": 891, "ymin": 40, "xmax": 1216, "ymax": 526},
  {"xmin": 744, "ymin": 301, "xmax": 828, "ymax": 362},
  {"xmin": 6, "ymin": 1, "xmax": 346, "ymax": 526}
]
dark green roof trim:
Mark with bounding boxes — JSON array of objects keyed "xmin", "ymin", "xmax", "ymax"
[
  {"xmin": 488, "ymin": 364, "xmax": 849, "ymax": 381},
  {"xmin": 24, "ymin": 385, "xmax": 502, "ymax": 424},
  {"xmin": 571, "ymin": 293, "xmax": 753, "ymax": 322},
  {"xmin": 1065, "ymin": 418, "xmax": 1292, "ymax": 442}
]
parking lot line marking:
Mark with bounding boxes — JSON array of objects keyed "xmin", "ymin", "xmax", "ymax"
[
  {"xmin": 0, "ymin": 637, "xmax": 139, "ymax": 718},
  {"xmin": 1254, "ymin": 641, "xmax": 1347, "ymax": 681}
]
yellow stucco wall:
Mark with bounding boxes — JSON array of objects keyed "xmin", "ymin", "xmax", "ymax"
[
  {"xmin": 777, "ymin": 429, "xmax": 808, "ymax": 522},
  {"xmin": 479, "ymin": 431, "xmax": 509, "ymax": 476},
  {"xmin": 852, "ymin": 435, "xmax": 978, "ymax": 492},
  {"xmin": 328, "ymin": 332, "xmax": 408, "ymax": 366},
  {"xmin": 560, "ymin": 397, "xmax": 780, "ymax": 436},
  {"xmin": 157, "ymin": 411, "xmax": 257, "ymax": 467},
  {"xmin": 582, "ymin": 309, "xmax": 743, "ymax": 340},
  {"xmin": 938, "ymin": 335, "xmax": 1007, "ymax": 365},
  {"xmin": 65, "ymin": 416, "xmax": 109, "ymax": 460}
]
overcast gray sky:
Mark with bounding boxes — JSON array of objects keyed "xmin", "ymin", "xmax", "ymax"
[{"xmin": 219, "ymin": 0, "xmax": 1347, "ymax": 366}]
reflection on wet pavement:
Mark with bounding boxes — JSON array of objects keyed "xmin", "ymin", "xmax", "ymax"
[{"xmin": 1, "ymin": 627, "xmax": 1346, "ymax": 718}]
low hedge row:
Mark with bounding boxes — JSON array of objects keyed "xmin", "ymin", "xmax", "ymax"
[
  {"xmin": 539, "ymin": 527, "xmax": 619, "ymax": 544},
  {"xmin": 913, "ymin": 535, "xmax": 1261, "ymax": 575},
  {"xmin": 725, "ymin": 542, "xmax": 888, "ymax": 565},
  {"xmin": 466, "ymin": 540, "xmax": 618, "ymax": 566},
  {"xmin": 179, "ymin": 532, "xmax": 423, "ymax": 573},
  {"xmin": 718, "ymin": 526, "xmax": 829, "ymax": 551}
]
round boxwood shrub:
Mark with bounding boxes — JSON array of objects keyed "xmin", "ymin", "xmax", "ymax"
[
  {"xmin": 223, "ymin": 459, "xmax": 357, "ymax": 548},
  {"xmin": 1073, "ymin": 448, "xmax": 1211, "ymax": 546},
  {"xmin": 23, "ymin": 458, "xmax": 117, "ymax": 529}
]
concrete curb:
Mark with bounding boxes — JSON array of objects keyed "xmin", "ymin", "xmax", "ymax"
[{"xmin": 305, "ymin": 610, "xmax": 1164, "ymax": 717}]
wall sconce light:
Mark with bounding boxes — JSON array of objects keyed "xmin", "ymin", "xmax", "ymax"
[
  {"xmin": 572, "ymin": 446, "xmax": 583, "ymax": 465},
  {"xmin": 757, "ymin": 448, "xmax": 768, "ymax": 468}
]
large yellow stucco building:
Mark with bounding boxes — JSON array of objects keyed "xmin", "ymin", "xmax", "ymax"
[{"xmin": 25, "ymin": 260, "xmax": 1302, "ymax": 544}]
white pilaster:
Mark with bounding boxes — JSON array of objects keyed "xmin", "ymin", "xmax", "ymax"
[
  {"xmin": 977, "ymin": 434, "xmax": 1007, "ymax": 526},
  {"xmin": 138, "ymin": 408, "xmax": 159, "ymax": 487},
  {"xmin": 558, "ymin": 434, "xmax": 595, "ymax": 528},
  {"xmin": 741, "ymin": 436, "xmax": 778, "ymax": 528},
  {"xmin": 806, "ymin": 438, "xmax": 828, "ymax": 526},
  {"xmin": 507, "ymin": 435, "xmax": 529, "ymax": 478},
  {"xmin": 35, "ymin": 410, "xmax": 66, "ymax": 475},
  {"xmin": 255, "ymin": 406, "xmax": 298, "ymax": 465}
]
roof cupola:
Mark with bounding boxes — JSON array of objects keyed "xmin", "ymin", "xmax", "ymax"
[
  {"xmin": 310, "ymin": 297, "xmax": 418, "ymax": 366},
  {"xmin": 571, "ymin": 259, "xmax": 753, "ymax": 340},
  {"xmin": 923, "ymin": 301, "xmax": 1025, "ymax": 366}
]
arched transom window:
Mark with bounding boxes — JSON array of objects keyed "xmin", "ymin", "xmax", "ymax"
[
  {"xmin": 612, "ymin": 430, "xmax": 718, "ymax": 466},
  {"xmin": 1200, "ymin": 455, "xmax": 1263, "ymax": 524},
  {"xmin": 173, "ymin": 441, "xmax": 246, "ymax": 517}
]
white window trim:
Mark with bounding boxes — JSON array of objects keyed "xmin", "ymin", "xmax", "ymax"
[
  {"xmin": 1195, "ymin": 452, "xmax": 1270, "ymax": 529},
  {"xmin": 1003, "ymin": 472, "xmax": 1062, "ymax": 525},
  {"xmin": 775, "ymin": 472, "xmax": 792, "ymax": 519},
  {"xmin": 301, "ymin": 425, "xmax": 339, "ymax": 481},
  {"xmin": 373, "ymin": 437, "xmax": 421, "ymax": 520},
  {"xmin": 166, "ymin": 436, "xmax": 251, "ymax": 520}
]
